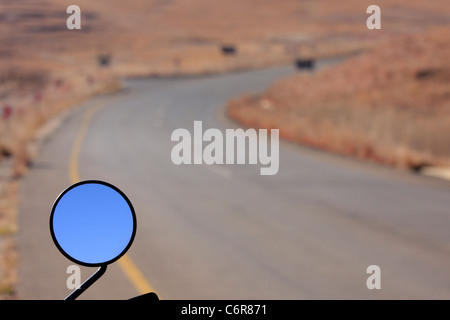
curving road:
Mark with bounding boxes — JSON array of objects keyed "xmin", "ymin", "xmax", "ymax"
[{"xmin": 17, "ymin": 63, "xmax": 450, "ymax": 299}]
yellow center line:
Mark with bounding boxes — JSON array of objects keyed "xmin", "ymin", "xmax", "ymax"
[
  {"xmin": 69, "ymin": 102, "xmax": 105, "ymax": 183},
  {"xmin": 69, "ymin": 100, "xmax": 157, "ymax": 297}
]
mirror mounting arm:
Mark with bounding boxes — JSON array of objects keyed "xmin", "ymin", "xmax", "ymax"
[{"xmin": 65, "ymin": 265, "xmax": 107, "ymax": 300}]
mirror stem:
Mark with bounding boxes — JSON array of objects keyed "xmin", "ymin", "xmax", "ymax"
[{"xmin": 65, "ymin": 265, "xmax": 107, "ymax": 300}]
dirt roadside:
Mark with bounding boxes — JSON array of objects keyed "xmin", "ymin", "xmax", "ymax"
[{"xmin": 227, "ymin": 27, "xmax": 450, "ymax": 171}]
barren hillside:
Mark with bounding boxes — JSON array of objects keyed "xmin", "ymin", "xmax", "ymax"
[{"xmin": 228, "ymin": 27, "xmax": 450, "ymax": 169}]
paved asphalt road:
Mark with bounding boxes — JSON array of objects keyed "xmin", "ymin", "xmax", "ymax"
[{"xmin": 17, "ymin": 63, "xmax": 450, "ymax": 300}]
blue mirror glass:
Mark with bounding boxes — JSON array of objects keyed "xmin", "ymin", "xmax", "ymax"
[{"xmin": 50, "ymin": 180, "xmax": 136, "ymax": 267}]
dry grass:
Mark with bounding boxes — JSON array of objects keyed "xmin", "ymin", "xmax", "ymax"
[
  {"xmin": 0, "ymin": 179, "xmax": 18, "ymax": 299},
  {"xmin": 228, "ymin": 27, "xmax": 450, "ymax": 169},
  {"xmin": 0, "ymin": 68, "xmax": 120, "ymax": 175},
  {"xmin": 0, "ymin": 238, "xmax": 17, "ymax": 298}
]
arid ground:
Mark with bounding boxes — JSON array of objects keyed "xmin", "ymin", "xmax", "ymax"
[{"xmin": 228, "ymin": 27, "xmax": 450, "ymax": 169}]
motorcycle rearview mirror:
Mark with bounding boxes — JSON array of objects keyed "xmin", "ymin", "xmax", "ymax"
[{"xmin": 50, "ymin": 180, "xmax": 141, "ymax": 300}]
